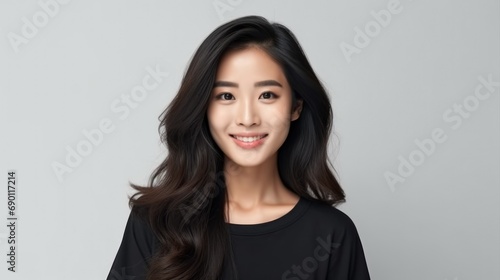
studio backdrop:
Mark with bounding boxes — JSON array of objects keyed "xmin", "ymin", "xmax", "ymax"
[{"xmin": 0, "ymin": 0, "xmax": 498, "ymax": 279}]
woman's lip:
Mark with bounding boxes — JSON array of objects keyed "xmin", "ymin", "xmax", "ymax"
[
  {"xmin": 230, "ymin": 134, "xmax": 268, "ymax": 137},
  {"xmin": 231, "ymin": 134, "xmax": 267, "ymax": 149}
]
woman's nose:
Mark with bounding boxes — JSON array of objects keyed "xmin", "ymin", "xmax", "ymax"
[{"xmin": 236, "ymin": 98, "xmax": 260, "ymax": 127}]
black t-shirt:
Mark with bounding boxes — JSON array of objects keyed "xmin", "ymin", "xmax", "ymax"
[{"xmin": 107, "ymin": 196, "xmax": 371, "ymax": 280}]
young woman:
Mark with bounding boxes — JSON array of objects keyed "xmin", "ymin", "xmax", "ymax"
[{"xmin": 107, "ymin": 15, "xmax": 371, "ymax": 280}]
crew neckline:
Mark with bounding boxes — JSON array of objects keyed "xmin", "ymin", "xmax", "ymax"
[{"xmin": 226, "ymin": 196, "xmax": 311, "ymax": 236}]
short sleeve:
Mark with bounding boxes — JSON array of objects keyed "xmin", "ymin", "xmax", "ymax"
[
  {"xmin": 106, "ymin": 208, "xmax": 158, "ymax": 280},
  {"xmin": 326, "ymin": 211, "xmax": 371, "ymax": 280}
]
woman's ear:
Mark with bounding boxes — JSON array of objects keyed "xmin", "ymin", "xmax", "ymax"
[{"xmin": 291, "ymin": 99, "xmax": 303, "ymax": 121}]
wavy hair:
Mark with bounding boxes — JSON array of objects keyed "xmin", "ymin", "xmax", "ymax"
[{"xmin": 128, "ymin": 15, "xmax": 346, "ymax": 280}]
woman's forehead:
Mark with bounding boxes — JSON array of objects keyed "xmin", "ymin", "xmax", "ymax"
[{"xmin": 215, "ymin": 47, "xmax": 287, "ymax": 83}]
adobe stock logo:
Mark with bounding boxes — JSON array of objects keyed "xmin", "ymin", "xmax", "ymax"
[
  {"xmin": 7, "ymin": 0, "xmax": 71, "ymax": 53},
  {"xmin": 51, "ymin": 64, "xmax": 169, "ymax": 183},
  {"xmin": 213, "ymin": 0, "xmax": 243, "ymax": 21},
  {"xmin": 339, "ymin": 0, "xmax": 414, "ymax": 63},
  {"xmin": 281, "ymin": 234, "xmax": 341, "ymax": 280},
  {"xmin": 384, "ymin": 74, "xmax": 499, "ymax": 192}
]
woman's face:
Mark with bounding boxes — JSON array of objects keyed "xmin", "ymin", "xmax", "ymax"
[{"xmin": 207, "ymin": 46, "xmax": 302, "ymax": 168}]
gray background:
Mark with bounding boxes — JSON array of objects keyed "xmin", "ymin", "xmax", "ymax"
[{"xmin": 0, "ymin": 0, "xmax": 498, "ymax": 279}]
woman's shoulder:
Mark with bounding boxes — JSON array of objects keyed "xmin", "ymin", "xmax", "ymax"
[
  {"xmin": 302, "ymin": 197, "xmax": 360, "ymax": 233},
  {"xmin": 129, "ymin": 205, "xmax": 158, "ymax": 232},
  {"xmin": 107, "ymin": 205, "xmax": 160, "ymax": 280},
  {"xmin": 126, "ymin": 205, "xmax": 160, "ymax": 246},
  {"xmin": 130, "ymin": 204, "xmax": 150, "ymax": 223}
]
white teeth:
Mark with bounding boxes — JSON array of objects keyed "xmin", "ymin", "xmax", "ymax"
[{"xmin": 234, "ymin": 135, "xmax": 265, "ymax": 142}]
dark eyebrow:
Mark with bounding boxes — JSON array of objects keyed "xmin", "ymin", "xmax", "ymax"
[{"xmin": 213, "ymin": 80, "xmax": 283, "ymax": 88}]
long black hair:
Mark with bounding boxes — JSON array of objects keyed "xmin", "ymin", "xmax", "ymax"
[{"xmin": 128, "ymin": 15, "xmax": 346, "ymax": 280}]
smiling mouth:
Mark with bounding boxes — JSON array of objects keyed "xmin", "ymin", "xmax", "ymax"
[{"xmin": 230, "ymin": 134, "xmax": 268, "ymax": 143}]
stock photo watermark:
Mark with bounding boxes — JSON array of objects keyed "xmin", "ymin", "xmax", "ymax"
[
  {"xmin": 179, "ymin": 168, "xmax": 230, "ymax": 225},
  {"xmin": 282, "ymin": 234, "xmax": 340, "ymax": 280},
  {"xmin": 175, "ymin": 176, "xmax": 231, "ymax": 225},
  {"xmin": 179, "ymin": 158, "xmax": 266, "ymax": 225},
  {"xmin": 51, "ymin": 64, "xmax": 169, "ymax": 183},
  {"xmin": 5, "ymin": 171, "xmax": 18, "ymax": 272},
  {"xmin": 340, "ymin": 0, "xmax": 414, "ymax": 63},
  {"xmin": 7, "ymin": 0, "xmax": 71, "ymax": 53},
  {"xmin": 213, "ymin": 0, "xmax": 243, "ymax": 21},
  {"xmin": 384, "ymin": 74, "xmax": 499, "ymax": 192}
]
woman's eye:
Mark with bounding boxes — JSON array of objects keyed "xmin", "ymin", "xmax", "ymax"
[
  {"xmin": 260, "ymin": 91, "xmax": 276, "ymax": 99},
  {"xmin": 217, "ymin": 93, "xmax": 234, "ymax": 100}
]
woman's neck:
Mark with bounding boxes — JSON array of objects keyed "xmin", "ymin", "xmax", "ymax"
[{"xmin": 223, "ymin": 156, "xmax": 298, "ymax": 210}]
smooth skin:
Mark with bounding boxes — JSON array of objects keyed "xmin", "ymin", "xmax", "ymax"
[{"xmin": 207, "ymin": 45, "xmax": 303, "ymax": 225}]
